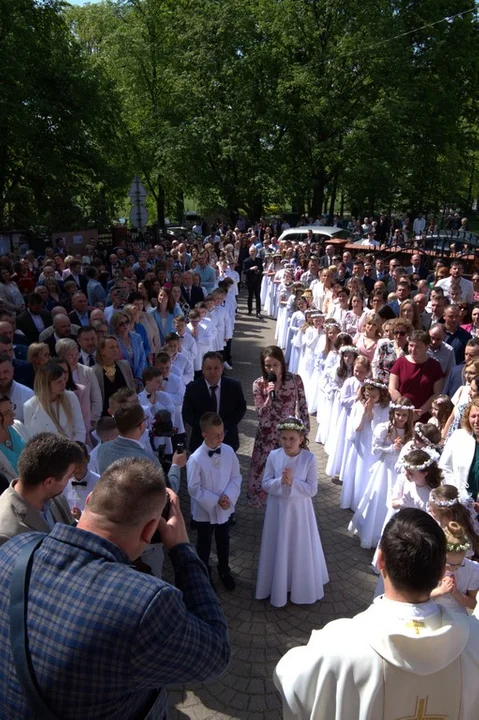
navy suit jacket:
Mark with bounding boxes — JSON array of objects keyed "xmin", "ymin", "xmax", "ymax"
[
  {"xmin": 12, "ymin": 359, "xmax": 35, "ymax": 389},
  {"xmin": 182, "ymin": 376, "xmax": 247, "ymax": 452},
  {"xmin": 181, "ymin": 285, "xmax": 204, "ymax": 309}
]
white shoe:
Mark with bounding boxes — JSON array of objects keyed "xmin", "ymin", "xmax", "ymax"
[{"xmin": 223, "ymin": 361, "xmax": 233, "ymax": 370}]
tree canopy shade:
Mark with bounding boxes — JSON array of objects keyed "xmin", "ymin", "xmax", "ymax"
[
  {"xmin": 1, "ymin": 0, "xmax": 478, "ymax": 231},
  {"xmin": 0, "ymin": 0, "xmax": 130, "ymax": 230}
]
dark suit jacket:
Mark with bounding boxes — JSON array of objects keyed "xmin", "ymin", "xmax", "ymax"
[
  {"xmin": 16, "ymin": 309, "xmax": 52, "ymax": 344},
  {"xmin": 13, "ymin": 359, "xmax": 34, "ymax": 389},
  {"xmin": 46, "ymin": 333, "xmax": 77, "ymax": 358},
  {"xmin": 181, "ymin": 285, "xmax": 204, "ymax": 309},
  {"xmin": 242, "ymin": 257, "xmax": 263, "ymax": 286},
  {"xmin": 68, "ymin": 310, "xmax": 90, "ymax": 327},
  {"xmin": 443, "ymin": 362, "xmax": 464, "ymax": 397},
  {"xmin": 407, "ymin": 265, "xmax": 428, "ymax": 280},
  {"xmin": 182, "ymin": 376, "xmax": 247, "ymax": 452},
  {"xmin": 13, "ymin": 345, "xmax": 27, "ymax": 361},
  {"xmin": 63, "ymin": 272, "xmax": 88, "ymax": 294}
]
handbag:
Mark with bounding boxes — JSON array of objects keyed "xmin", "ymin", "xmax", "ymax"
[{"xmin": 9, "ymin": 534, "xmax": 58, "ymax": 720}]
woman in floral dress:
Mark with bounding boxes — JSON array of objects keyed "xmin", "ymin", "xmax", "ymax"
[{"xmin": 247, "ymin": 345, "xmax": 310, "ymax": 508}]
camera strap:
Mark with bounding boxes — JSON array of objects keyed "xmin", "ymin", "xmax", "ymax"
[{"xmin": 9, "ymin": 533, "xmax": 58, "ymax": 720}]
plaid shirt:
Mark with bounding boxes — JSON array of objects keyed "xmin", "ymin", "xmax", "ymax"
[{"xmin": 0, "ymin": 524, "xmax": 230, "ymax": 719}]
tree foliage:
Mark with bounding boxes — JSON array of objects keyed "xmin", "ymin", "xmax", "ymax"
[{"xmin": 1, "ymin": 0, "xmax": 478, "ymax": 230}]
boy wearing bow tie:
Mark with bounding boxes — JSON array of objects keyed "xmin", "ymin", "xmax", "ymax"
[
  {"xmin": 187, "ymin": 412, "xmax": 242, "ymax": 590},
  {"xmin": 64, "ymin": 441, "xmax": 99, "ymax": 519}
]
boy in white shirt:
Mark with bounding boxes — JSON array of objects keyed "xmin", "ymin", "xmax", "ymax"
[
  {"xmin": 64, "ymin": 441, "xmax": 100, "ymax": 518},
  {"xmin": 164, "ymin": 333, "xmax": 194, "ymax": 385},
  {"xmin": 138, "ymin": 366, "xmax": 176, "ymax": 459},
  {"xmin": 154, "ymin": 351, "xmax": 186, "ymax": 444},
  {"xmin": 187, "ymin": 412, "xmax": 242, "ymax": 591},
  {"xmin": 173, "ymin": 314, "xmax": 196, "ymax": 366}
]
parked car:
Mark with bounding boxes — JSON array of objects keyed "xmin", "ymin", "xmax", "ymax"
[{"xmin": 278, "ymin": 226, "xmax": 350, "ymax": 244}]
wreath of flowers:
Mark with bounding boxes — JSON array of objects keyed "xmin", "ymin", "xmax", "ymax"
[
  {"xmin": 402, "ymin": 447, "xmax": 439, "ymax": 471},
  {"xmin": 364, "ymin": 379, "xmax": 388, "ymax": 391},
  {"xmin": 390, "ymin": 401, "xmax": 414, "ymax": 410},
  {"xmin": 414, "ymin": 422, "xmax": 436, "ymax": 446},
  {"xmin": 446, "ymin": 540, "xmax": 471, "ymax": 553},
  {"xmin": 339, "ymin": 345, "xmax": 359, "ymax": 355},
  {"xmin": 278, "ymin": 417, "xmax": 307, "ymax": 433},
  {"xmin": 433, "ymin": 498, "xmax": 458, "ymax": 507}
]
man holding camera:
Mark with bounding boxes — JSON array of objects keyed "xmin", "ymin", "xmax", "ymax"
[{"xmin": 0, "ymin": 457, "xmax": 230, "ymax": 718}]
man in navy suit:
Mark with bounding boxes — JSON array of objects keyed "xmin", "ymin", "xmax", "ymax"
[
  {"xmin": 444, "ymin": 338, "xmax": 479, "ymax": 396},
  {"xmin": 406, "ymin": 253, "xmax": 428, "ymax": 280},
  {"xmin": 0, "ymin": 335, "xmax": 34, "ymax": 388},
  {"xmin": 16, "ymin": 293, "xmax": 52, "ymax": 344},
  {"xmin": 181, "ymin": 271, "xmax": 204, "ymax": 308},
  {"xmin": 182, "ymin": 352, "xmax": 247, "ymax": 452}
]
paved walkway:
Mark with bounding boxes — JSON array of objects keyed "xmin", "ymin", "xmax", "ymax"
[{"xmin": 167, "ymin": 295, "xmax": 377, "ymax": 719}]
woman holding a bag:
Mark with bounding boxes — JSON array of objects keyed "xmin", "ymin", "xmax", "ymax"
[{"xmin": 247, "ymin": 345, "xmax": 309, "ymax": 508}]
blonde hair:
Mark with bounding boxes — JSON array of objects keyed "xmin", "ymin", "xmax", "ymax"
[
  {"xmin": 27, "ymin": 342, "xmax": 49, "ymax": 367},
  {"xmin": 96, "ymin": 336, "xmax": 119, "ymax": 366},
  {"xmin": 34, "ymin": 362, "xmax": 73, "ymax": 434}
]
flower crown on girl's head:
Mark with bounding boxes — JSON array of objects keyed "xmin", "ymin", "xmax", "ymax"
[
  {"xmin": 402, "ymin": 447, "xmax": 439, "ymax": 471},
  {"xmin": 339, "ymin": 345, "xmax": 359, "ymax": 355},
  {"xmin": 364, "ymin": 379, "xmax": 388, "ymax": 391},
  {"xmin": 278, "ymin": 417, "xmax": 307, "ymax": 433},
  {"xmin": 433, "ymin": 396, "xmax": 448, "ymax": 405},
  {"xmin": 310, "ymin": 311, "xmax": 325, "ymax": 318},
  {"xmin": 432, "ymin": 497, "xmax": 459, "ymax": 508},
  {"xmin": 414, "ymin": 422, "xmax": 436, "ymax": 446},
  {"xmin": 390, "ymin": 401, "xmax": 414, "ymax": 410}
]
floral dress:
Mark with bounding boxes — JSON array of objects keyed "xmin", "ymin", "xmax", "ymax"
[
  {"xmin": 247, "ymin": 372, "xmax": 310, "ymax": 508},
  {"xmin": 371, "ymin": 339, "xmax": 402, "ymax": 383}
]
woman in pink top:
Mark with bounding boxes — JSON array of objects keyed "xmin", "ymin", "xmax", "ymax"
[{"xmin": 353, "ymin": 312, "xmax": 382, "ymax": 362}]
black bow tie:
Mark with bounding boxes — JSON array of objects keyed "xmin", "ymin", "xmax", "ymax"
[
  {"xmin": 208, "ymin": 448, "xmax": 221, "ymax": 457},
  {"xmin": 71, "ymin": 480, "xmax": 87, "ymax": 487},
  {"xmin": 163, "ymin": 377, "xmax": 168, "ymax": 382}
]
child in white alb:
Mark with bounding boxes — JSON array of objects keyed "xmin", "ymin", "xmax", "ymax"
[
  {"xmin": 430, "ymin": 521, "xmax": 479, "ymax": 615},
  {"xmin": 326, "ymin": 355, "xmax": 370, "ymax": 477},
  {"xmin": 138, "ymin": 367, "xmax": 176, "ymax": 458},
  {"xmin": 187, "ymin": 411, "xmax": 242, "ymax": 590},
  {"xmin": 323, "ymin": 341, "xmax": 358, "ymax": 452},
  {"xmin": 340, "ymin": 380, "xmax": 390, "ymax": 511},
  {"xmin": 255, "ymin": 417, "xmax": 329, "ymax": 607},
  {"xmin": 349, "ymin": 398, "xmax": 414, "ymax": 548}
]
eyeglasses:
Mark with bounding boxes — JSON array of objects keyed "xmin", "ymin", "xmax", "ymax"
[
  {"xmin": 117, "ymin": 321, "xmax": 129, "ymax": 328},
  {"xmin": 394, "ymin": 330, "xmax": 407, "ymax": 336}
]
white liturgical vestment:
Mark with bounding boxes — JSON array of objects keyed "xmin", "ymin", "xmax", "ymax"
[{"xmin": 274, "ymin": 596, "xmax": 479, "ymax": 719}]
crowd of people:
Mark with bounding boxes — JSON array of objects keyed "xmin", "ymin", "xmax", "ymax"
[{"xmin": 0, "ymin": 221, "xmax": 478, "ymax": 717}]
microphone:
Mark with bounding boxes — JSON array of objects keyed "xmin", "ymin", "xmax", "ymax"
[{"xmin": 267, "ymin": 372, "xmax": 277, "ymax": 401}]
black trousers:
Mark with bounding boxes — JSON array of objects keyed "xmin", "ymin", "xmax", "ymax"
[
  {"xmin": 223, "ymin": 338, "xmax": 232, "ymax": 365},
  {"xmin": 247, "ymin": 282, "xmax": 261, "ymax": 313},
  {"xmin": 196, "ymin": 521, "xmax": 230, "ymax": 571}
]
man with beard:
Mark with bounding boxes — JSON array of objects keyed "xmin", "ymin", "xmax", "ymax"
[
  {"xmin": 0, "ymin": 433, "xmax": 82, "ymax": 544},
  {"xmin": 0, "ymin": 353, "xmax": 33, "ymax": 423}
]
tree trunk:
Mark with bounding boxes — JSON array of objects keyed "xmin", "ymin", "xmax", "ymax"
[
  {"xmin": 157, "ymin": 174, "xmax": 165, "ymax": 233},
  {"xmin": 311, "ymin": 182, "xmax": 324, "ymax": 218},
  {"xmin": 328, "ymin": 174, "xmax": 338, "ymax": 221},
  {"xmin": 176, "ymin": 191, "xmax": 184, "ymax": 225}
]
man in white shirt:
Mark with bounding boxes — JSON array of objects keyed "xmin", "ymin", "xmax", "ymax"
[
  {"xmin": 412, "ymin": 213, "xmax": 426, "ymax": 235},
  {"xmin": 436, "ymin": 260, "xmax": 474, "ymax": 304},
  {"xmin": 427, "ymin": 323, "xmax": 456, "ymax": 378},
  {"xmin": 274, "ymin": 508, "xmax": 479, "ymax": 720}
]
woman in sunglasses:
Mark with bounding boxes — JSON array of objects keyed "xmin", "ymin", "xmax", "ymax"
[
  {"xmin": 371, "ymin": 318, "xmax": 411, "ymax": 384},
  {"xmin": 110, "ymin": 312, "xmax": 147, "ymax": 390},
  {"xmin": 0, "ymin": 394, "xmax": 26, "ymax": 483}
]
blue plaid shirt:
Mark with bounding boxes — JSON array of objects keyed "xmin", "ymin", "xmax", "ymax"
[{"xmin": 0, "ymin": 524, "xmax": 230, "ymax": 719}]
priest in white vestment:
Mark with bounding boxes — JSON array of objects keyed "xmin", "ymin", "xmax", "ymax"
[{"xmin": 274, "ymin": 508, "xmax": 479, "ymax": 719}]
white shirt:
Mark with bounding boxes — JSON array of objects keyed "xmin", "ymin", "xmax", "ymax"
[
  {"xmin": 187, "ymin": 442, "xmax": 242, "ymax": 523},
  {"xmin": 64, "ymin": 469, "xmax": 100, "ymax": 512},
  {"xmin": 9, "ymin": 380, "xmax": 33, "ymax": 423}
]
